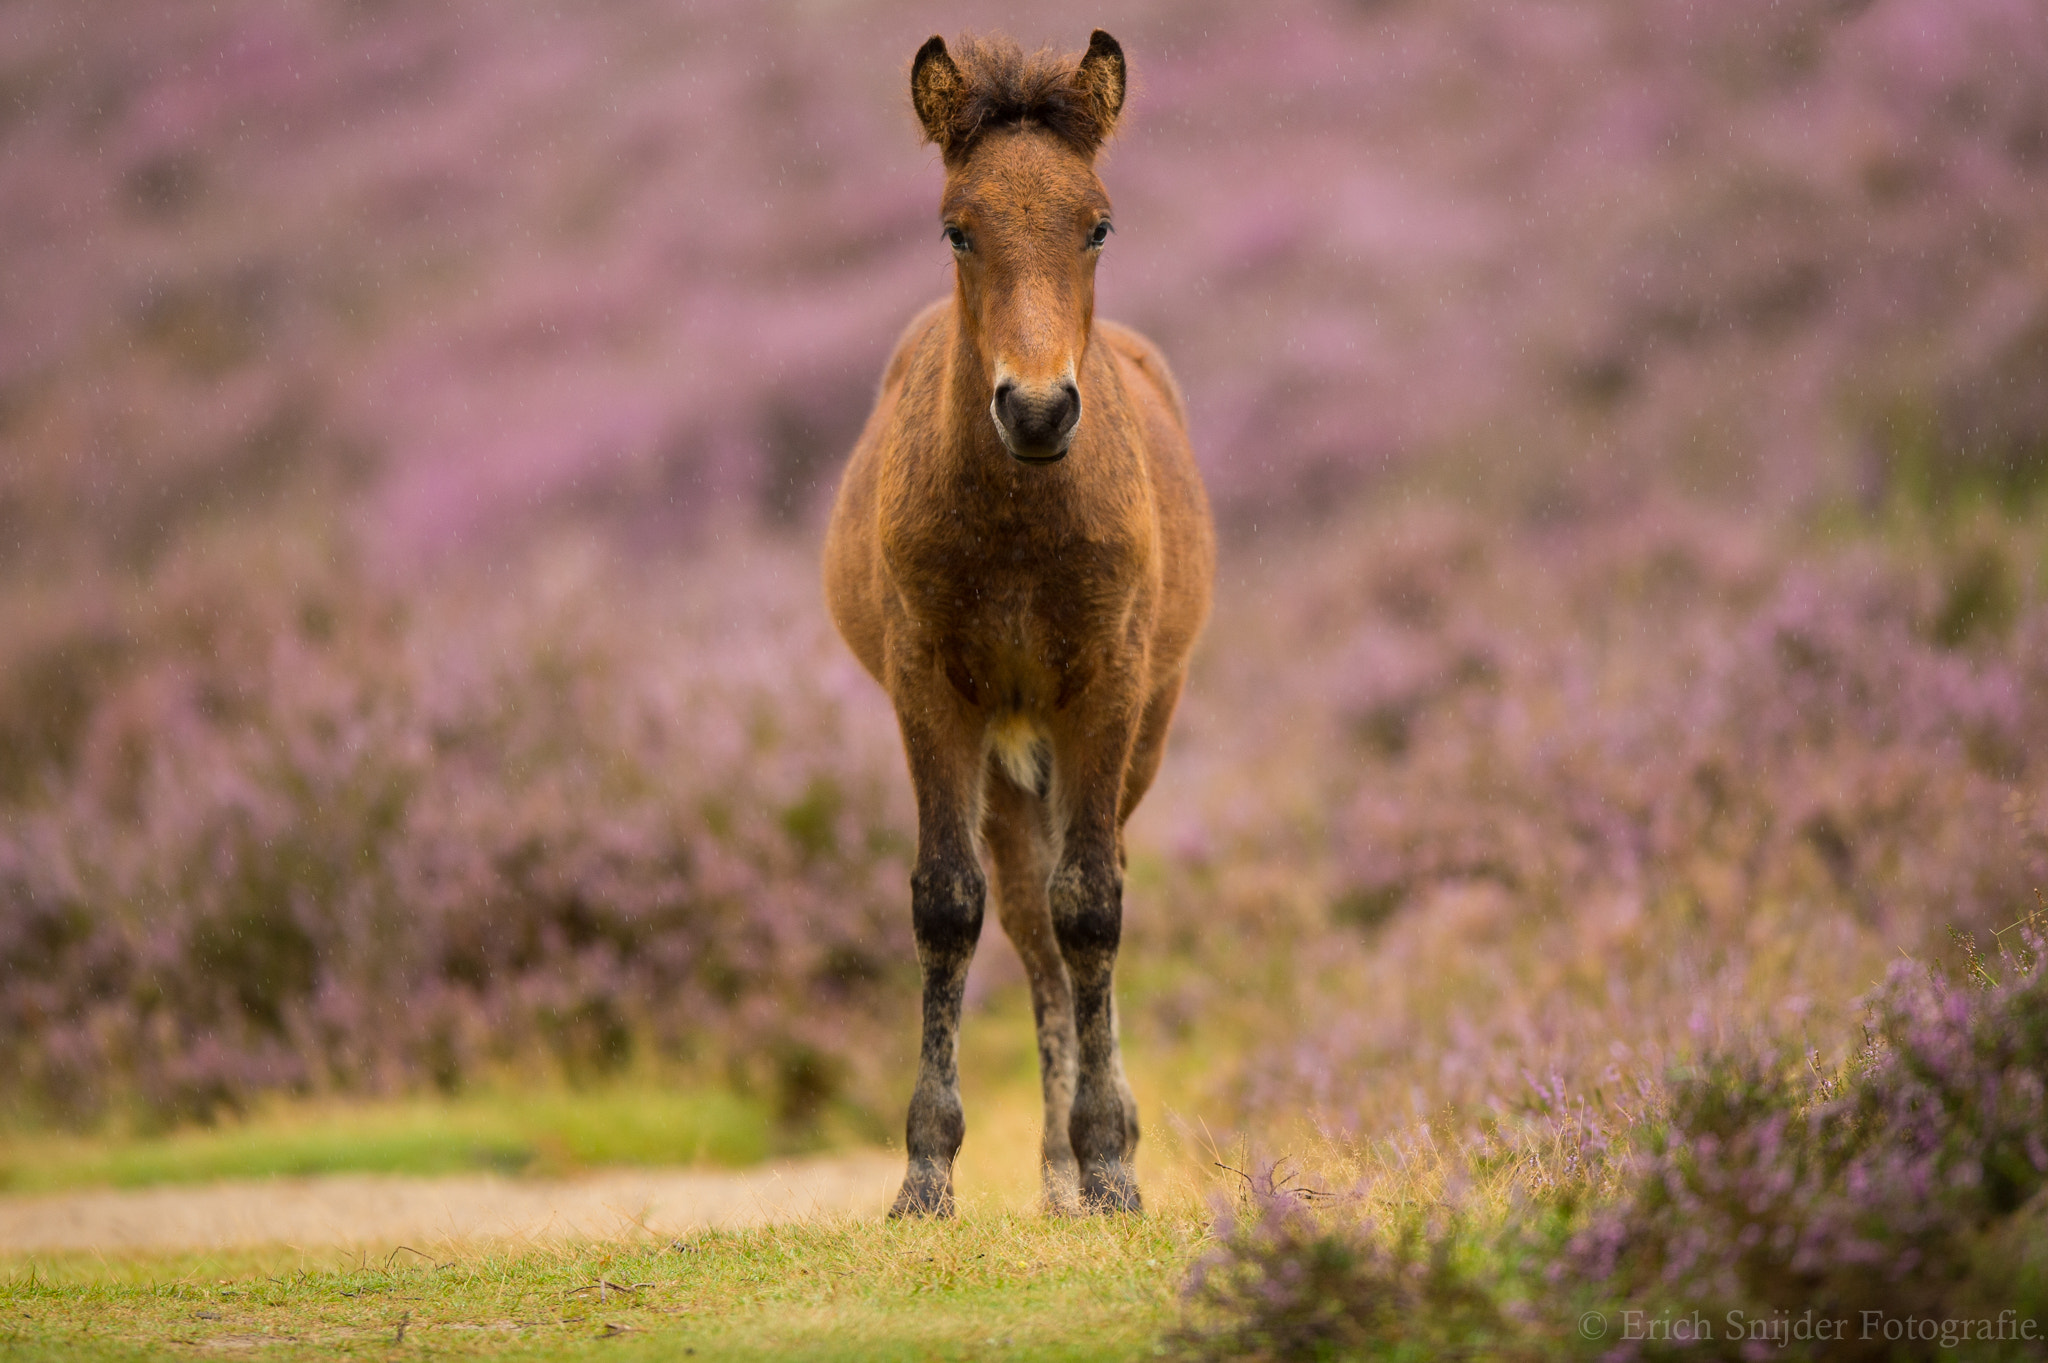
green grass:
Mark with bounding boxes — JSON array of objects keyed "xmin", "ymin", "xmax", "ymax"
[
  {"xmin": 0, "ymin": 989, "xmax": 1230, "ymax": 1357},
  {"xmin": 0, "ymin": 1210, "xmax": 1207, "ymax": 1360},
  {"xmin": 0, "ymin": 1086, "xmax": 777, "ymax": 1192}
]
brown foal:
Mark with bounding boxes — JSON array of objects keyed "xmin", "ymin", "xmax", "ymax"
[{"xmin": 823, "ymin": 30, "xmax": 1213, "ymax": 1216}]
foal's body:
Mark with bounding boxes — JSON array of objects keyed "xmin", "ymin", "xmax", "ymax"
[{"xmin": 825, "ymin": 32, "xmax": 1212, "ymax": 1216}]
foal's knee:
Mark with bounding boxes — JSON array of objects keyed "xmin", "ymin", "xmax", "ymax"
[
  {"xmin": 911, "ymin": 856, "xmax": 986, "ymax": 965},
  {"xmin": 1048, "ymin": 850, "xmax": 1121, "ymax": 969}
]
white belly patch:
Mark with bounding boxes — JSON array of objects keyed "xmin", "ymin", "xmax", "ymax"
[{"xmin": 989, "ymin": 712, "xmax": 1050, "ymax": 792}]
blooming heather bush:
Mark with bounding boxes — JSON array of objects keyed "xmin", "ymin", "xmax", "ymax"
[
  {"xmin": 1553, "ymin": 926, "xmax": 2048, "ymax": 1360},
  {"xmin": 3, "ymin": 0, "xmax": 2046, "ymax": 569},
  {"xmin": 1175, "ymin": 930, "xmax": 2048, "ymax": 1361},
  {"xmin": 1173, "ymin": 1170, "xmax": 1508, "ymax": 1362},
  {"xmin": 0, "ymin": 531, "xmax": 914, "ymax": 1126},
  {"xmin": 1329, "ymin": 521, "xmax": 2046, "ymax": 934},
  {"xmin": 1188, "ymin": 506, "xmax": 2048, "ymax": 1142}
]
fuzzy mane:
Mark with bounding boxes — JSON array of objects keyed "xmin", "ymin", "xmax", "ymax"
[{"xmin": 926, "ymin": 35, "xmax": 1112, "ymax": 160}]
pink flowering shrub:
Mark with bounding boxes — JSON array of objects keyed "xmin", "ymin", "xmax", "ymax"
[
  {"xmin": 1327, "ymin": 527, "xmax": 2046, "ymax": 959},
  {"xmin": 1553, "ymin": 928, "xmax": 2048, "ymax": 1360},
  {"xmin": 1173, "ymin": 1168, "xmax": 1506, "ymax": 1361},
  {"xmin": 0, "ymin": 534, "xmax": 913, "ymax": 1126},
  {"xmin": 4, "ymin": 0, "xmax": 2046, "ymax": 570},
  {"xmin": 1176, "ymin": 930, "xmax": 2048, "ymax": 1361},
  {"xmin": 1166, "ymin": 505, "xmax": 2047, "ymax": 1146}
]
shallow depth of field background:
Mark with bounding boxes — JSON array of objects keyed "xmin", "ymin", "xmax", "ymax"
[{"xmin": 3, "ymin": 0, "xmax": 2046, "ymax": 1214}]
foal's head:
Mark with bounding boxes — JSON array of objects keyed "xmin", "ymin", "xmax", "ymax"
[{"xmin": 912, "ymin": 32, "xmax": 1126, "ymax": 464}]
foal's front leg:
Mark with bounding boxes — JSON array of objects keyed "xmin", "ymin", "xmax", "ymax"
[
  {"xmin": 889, "ymin": 697, "xmax": 986, "ymax": 1218},
  {"xmin": 1048, "ymin": 709, "xmax": 1144, "ymax": 1214}
]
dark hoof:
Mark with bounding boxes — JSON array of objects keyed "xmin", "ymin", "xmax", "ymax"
[
  {"xmin": 1081, "ymin": 1162, "xmax": 1142, "ymax": 1215},
  {"xmin": 888, "ymin": 1164, "xmax": 956, "ymax": 1218}
]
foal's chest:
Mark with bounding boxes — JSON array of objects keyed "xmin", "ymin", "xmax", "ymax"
[{"xmin": 888, "ymin": 517, "xmax": 1141, "ymax": 712}]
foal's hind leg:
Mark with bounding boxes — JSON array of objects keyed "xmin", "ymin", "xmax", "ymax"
[
  {"xmin": 982, "ymin": 768, "xmax": 1081, "ymax": 1215},
  {"xmin": 1078, "ymin": 673, "xmax": 1186, "ymax": 1168}
]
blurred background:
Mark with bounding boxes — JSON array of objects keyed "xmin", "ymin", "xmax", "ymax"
[{"xmin": 2, "ymin": 0, "xmax": 2045, "ymax": 1181}]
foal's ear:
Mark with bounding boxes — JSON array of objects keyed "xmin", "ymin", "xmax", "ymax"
[
  {"xmin": 911, "ymin": 35, "xmax": 964, "ymax": 150},
  {"xmin": 1076, "ymin": 30, "xmax": 1126, "ymax": 143}
]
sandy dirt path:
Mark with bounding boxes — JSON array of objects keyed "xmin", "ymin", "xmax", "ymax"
[{"xmin": 0, "ymin": 1152, "xmax": 903, "ymax": 1254}]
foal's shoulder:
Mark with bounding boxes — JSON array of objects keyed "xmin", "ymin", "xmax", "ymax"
[
  {"xmin": 1094, "ymin": 319, "xmax": 1187, "ymax": 427},
  {"xmin": 880, "ymin": 297, "xmax": 954, "ymax": 391}
]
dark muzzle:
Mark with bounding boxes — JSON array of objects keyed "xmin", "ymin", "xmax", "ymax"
[{"xmin": 992, "ymin": 379, "xmax": 1081, "ymax": 463}]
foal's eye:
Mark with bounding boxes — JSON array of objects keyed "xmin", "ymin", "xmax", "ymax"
[
  {"xmin": 944, "ymin": 226, "xmax": 969, "ymax": 253},
  {"xmin": 1087, "ymin": 220, "xmax": 1114, "ymax": 249}
]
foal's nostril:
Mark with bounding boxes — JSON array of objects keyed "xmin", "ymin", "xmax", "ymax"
[
  {"xmin": 1053, "ymin": 382, "xmax": 1080, "ymax": 434},
  {"xmin": 993, "ymin": 381, "xmax": 1023, "ymax": 439}
]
